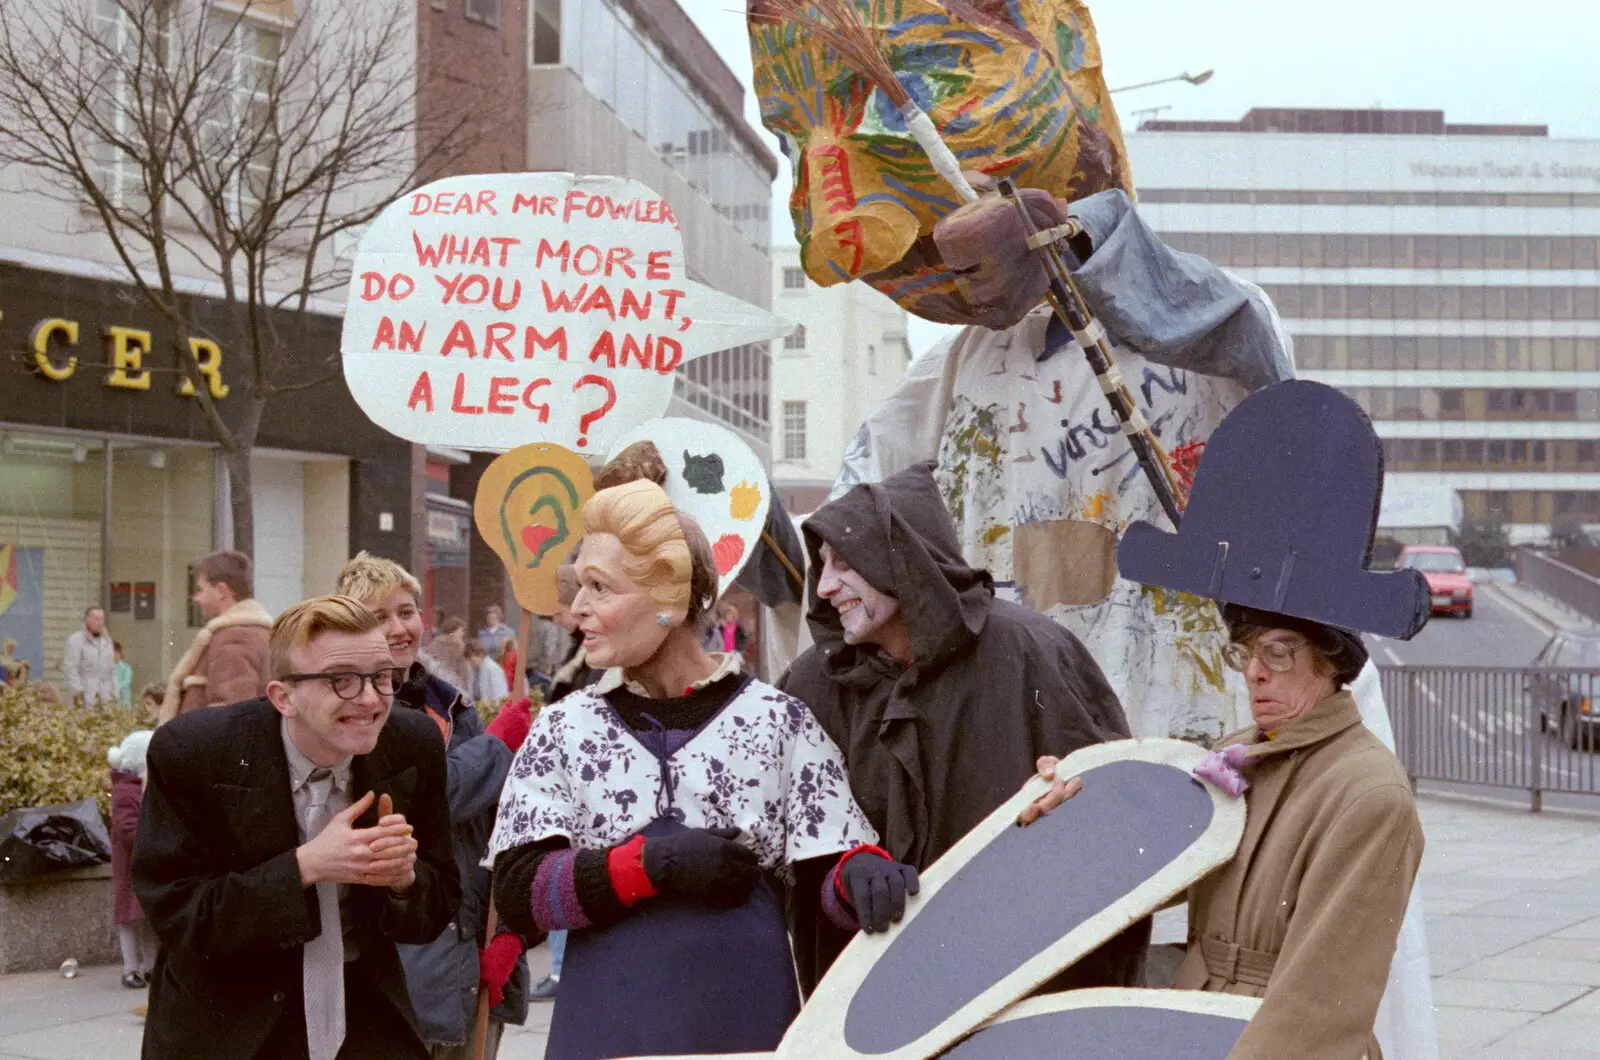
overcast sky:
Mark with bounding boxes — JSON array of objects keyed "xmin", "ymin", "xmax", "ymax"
[{"xmin": 685, "ymin": 1, "xmax": 1600, "ymax": 350}]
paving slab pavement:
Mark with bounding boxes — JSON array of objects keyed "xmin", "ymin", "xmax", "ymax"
[{"xmin": 3, "ymin": 794, "xmax": 1597, "ymax": 1059}]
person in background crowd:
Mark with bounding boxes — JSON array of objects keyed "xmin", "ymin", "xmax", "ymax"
[
  {"xmin": 0, "ymin": 637, "xmax": 24, "ymax": 685},
  {"xmin": 133, "ymin": 595, "xmax": 459, "ymax": 1060},
  {"xmin": 495, "ymin": 640, "xmax": 518, "ymax": 699},
  {"xmin": 139, "ymin": 682, "xmax": 165, "ymax": 724},
  {"xmin": 63, "ymin": 605, "xmax": 117, "ymax": 704},
  {"xmin": 337, "ymin": 554, "xmax": 533, "ymax": 1059},
  {"xmin": 108, "ymin": 729, "xmax": 157, "ymax": 989},
  {"xmin": 699, "ymin": 601, "xmax": 748, "ymax": 656},
  {"xmin": 421, "ymin": 617, "xmax": 472, "ymax": 696},
  {"xmin": 477, "ymin": 606, "xmax": 516, "ymax": 661},
  {"xmin": 158, "ymin": 551, "xmax": 272, "ymax": 723},
  {"xmin": 465, "ymin": 639, "xmax": 509, "ymax": 704},
  {"xmin": 114, "ymin": 642, "xmax": 134, "ymax": 708}
]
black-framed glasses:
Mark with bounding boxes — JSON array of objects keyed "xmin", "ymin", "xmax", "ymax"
[
  {"xmin": 1223, "ymin": 640, "xmax": 1305, "ymax": 674},
  {"xmin": 282, "ymin": 667, "xmax": 407, "ymax": 700}
]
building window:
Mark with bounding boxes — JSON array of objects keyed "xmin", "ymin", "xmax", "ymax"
[
  {"xmin": 784, "ymin": 325, "xmax": 806, "ymax": 351},
  {"xmin": 90, "ymin": 0, "xmax": 169, "ymax": 206},
  {"xmin": 783, "ymin": 267, "xmax": 807, "ymax": 290},
  {"xmin": 530, "ymin": 0, "xmax": 561, "ymax": 63},
  {"xmin": 465, "ymin": 0, "xmax": 500, "ymax": 26},
  {"xmin": 199, "ymin": 11, "xmax": 282, "ymax": 223},
  {"xmin": 782, "ymin": 401, "xmax": 807, "ymax": 461}
]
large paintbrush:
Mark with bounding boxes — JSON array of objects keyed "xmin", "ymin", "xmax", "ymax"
[{"xmin": 751, "ymin": 0, "xmax": 1186, "ymax": 525}]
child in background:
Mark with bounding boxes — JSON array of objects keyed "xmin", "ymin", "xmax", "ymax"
[
  {"xmin": 113, "ymin": 643, "xmax": 133, "ymax": 708},
  {"xmin": 139, "ymin": 682, "xmax": 164, "ymax": 724},
  {"xmin": 107, "ymin": 730, "xmax": 156, "ymax": 989},
  {"xmin": 497, "ymin": 637, "xmax": 519, "ymax": 696},
  {"xmin": 465, "ymin": 638, "xmax": 509, "ymax": 703}
]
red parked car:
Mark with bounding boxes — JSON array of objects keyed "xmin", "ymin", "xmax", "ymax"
[{"xmin": 1396, "ymin": 545, "xmax": 1473, "ymax": 618}]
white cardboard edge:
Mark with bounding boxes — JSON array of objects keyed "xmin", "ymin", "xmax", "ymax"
[
  {"xmin": 778, "ymin": 738, "xmax": 1247, "ymax": 1060},
  {"xmin": 974, "ymin": 985, "xmax": 1263, "ymax": 1028}
]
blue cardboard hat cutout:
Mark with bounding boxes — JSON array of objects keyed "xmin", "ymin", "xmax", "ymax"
[{"xmin": 1118, "ymin": 381, "xmax": 1430, "ymax": 639}]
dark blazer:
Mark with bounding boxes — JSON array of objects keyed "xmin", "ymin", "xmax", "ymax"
[{"xmin": 132, "ymin": 697, "xmax": 460, "ymax": 1060}]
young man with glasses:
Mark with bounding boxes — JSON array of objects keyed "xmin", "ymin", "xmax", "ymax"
[
  {"xmin": 336, "ymin": 553, "xmax": 534, "ymax": 1059},
  {"xmin": 133, "ymin": 595, "xmax": 459, "ymax": 1060}
]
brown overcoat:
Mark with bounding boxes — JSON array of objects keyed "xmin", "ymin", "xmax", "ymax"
[{"xmin": 1175, "ymin": 691, "xmax": 1423, "ymax": 1060}]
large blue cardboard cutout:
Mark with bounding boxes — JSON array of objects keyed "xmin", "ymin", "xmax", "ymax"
[{"xmin": 1118, "ymin": 381, "xmax": 1430, "ymax": 639}]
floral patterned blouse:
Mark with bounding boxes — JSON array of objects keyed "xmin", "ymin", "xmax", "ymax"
[{"xmin": 488, "ymin": 675, "xmax": 878, "ymax": 872}]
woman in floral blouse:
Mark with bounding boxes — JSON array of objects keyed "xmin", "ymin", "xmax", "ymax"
[{"xmin": 488, "ymin": 477, "xmax": 917, "ymax": 1060}]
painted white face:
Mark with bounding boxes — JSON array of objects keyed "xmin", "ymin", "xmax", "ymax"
[{"xmin": 816, "ymin": 542, "xmax": 901, "ymax": 647}]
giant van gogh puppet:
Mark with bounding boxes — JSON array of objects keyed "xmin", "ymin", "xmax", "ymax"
[
  {"xmin": 748, "ymin": 5, "xmax": 1437, "ymax": 1058},
  {"xmin": 749, "ymin": 0, "xmax": 1291, "ymax": 743}
]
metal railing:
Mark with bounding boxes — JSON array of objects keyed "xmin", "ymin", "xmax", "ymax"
[
  {"xmin": 1380, "ymin": 665, "xmax": 1600, "ymax": 811},
  {"xmin": 1515, "ymin": 546, "xmax": 1600, "ymax": 623}
]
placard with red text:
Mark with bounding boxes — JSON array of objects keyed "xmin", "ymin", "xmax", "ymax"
[{"xmin": 341, "ymin": 173, "xmax": 794, "ymax": 452}]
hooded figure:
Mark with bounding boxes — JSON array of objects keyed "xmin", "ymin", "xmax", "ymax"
[{"xmin": 780, "ymin": 462, "xmax": 1144, "ymax": 991}]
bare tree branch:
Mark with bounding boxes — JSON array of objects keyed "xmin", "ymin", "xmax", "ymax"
[{"xmin": 0, "ymin": 0, "xmax": 506, "ymax": 556}]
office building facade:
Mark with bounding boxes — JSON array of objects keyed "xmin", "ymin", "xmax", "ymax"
[
  {"xmin": 419, "ymin": 0, "xmax": 781, "ymax": 631},
  {"xmin": 770, "ymin": 249, "xmax": 913, "ymax": 514},
  {"xmin": 0, "ymin": 0, "xmax": 418, "ymax": 691},
  {"xmin": 1131, "ymin": 109, "xmax": 1600, "ymax": 542}
]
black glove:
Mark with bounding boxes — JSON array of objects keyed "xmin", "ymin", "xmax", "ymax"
[
  {"xmin": 642, "ymin": 826, "xmax": 760, "ymax": 908},
  {"xmin": 840, "ymin": 852, "xmax": 920, "ymax": 934}
]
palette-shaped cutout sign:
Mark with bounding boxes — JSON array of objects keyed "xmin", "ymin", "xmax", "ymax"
[
  {"xmin": 940, "ymin": 989, "xmax": 1260, "ymax": 1059},
  {"xmin": 778, "ymin": 739, "xmax": 1246, "ymax": 1060},
  {"xmin": 473, "ymin": 443, "xmax": 595, "ymax": 616},
  {"xmin": 608, "ymin": 990, "xmax": 1259, "ymax": 1060},
  {"xmin": 342, "ymin": 172, "xmax": 795, "ymax": 454},
  {"xmin": 605, "ymin": 418, "xmax": 770, "ymax": 598}
]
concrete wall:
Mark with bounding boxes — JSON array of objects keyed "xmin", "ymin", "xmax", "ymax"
[{"xmin": 0, "ymin": 866, "xmax": 117, "ymax": 974}]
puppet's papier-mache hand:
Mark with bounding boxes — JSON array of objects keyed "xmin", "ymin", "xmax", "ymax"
[
  {"xmin": 1016, "ymin": 754, "xmax": 1084, "ymax": 827},
  {"xmin": 933, "ymin": 182, "xmax": 1080, "ymax": 332}
]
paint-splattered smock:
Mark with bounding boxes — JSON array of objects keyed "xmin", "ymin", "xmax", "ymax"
[{"xmin": 832, "ymin": 189, "xmax": 1295, "ymax": 744}]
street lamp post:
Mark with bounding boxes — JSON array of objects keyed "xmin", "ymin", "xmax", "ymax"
[{"xmin": 1111, "ymin": 69, "xmax": 1214, "ymax": 94}]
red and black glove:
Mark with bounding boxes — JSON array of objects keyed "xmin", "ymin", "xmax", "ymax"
[
  {"xmin": 478, "ymin": 931, "xmax": 523, "ymax": 1008},
  {"xmin": 486, "ymin": 698, "xmax": 533, "ymax": 753}
]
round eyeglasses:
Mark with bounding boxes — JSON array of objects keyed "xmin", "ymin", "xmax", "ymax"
[
  {"xmin": 1223, "ymin": 640, "xmax": 1305, "ymax": 674},
  {"xmin": 282, "ymin": 667, "xmax": 407, "ymax": 700}
]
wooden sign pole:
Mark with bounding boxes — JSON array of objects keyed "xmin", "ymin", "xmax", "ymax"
[{"xmin": 511, "ymin": 607, "xmax": 533, "ymax": 701}]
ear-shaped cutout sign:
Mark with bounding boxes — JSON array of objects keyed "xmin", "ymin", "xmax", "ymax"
[
  {"xmin": 941, "ymin": 989, "xmax": 1260, "ymax": 1058},
  {"xmin": 473, "ymin": 443, "xmax": 594, "ymax": 615},
  {"xmin": 605, "ymin": 418, "xmax": 770, "ymax": 598},
  {"xmin": 778, "ymin": 739, "xmax": 1246, "ymax": 1060}
]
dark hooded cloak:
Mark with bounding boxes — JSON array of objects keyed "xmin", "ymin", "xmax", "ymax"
[{"xmin": 780, "ymin": 462, "xmax": 1146, "ymax": 992}]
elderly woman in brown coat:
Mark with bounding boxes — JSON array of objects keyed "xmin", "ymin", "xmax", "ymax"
[{"xmin": 1177, "ymin": 604, "xmax": 1424, "ymax": 1060}]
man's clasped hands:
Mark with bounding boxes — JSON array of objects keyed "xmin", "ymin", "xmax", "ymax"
[{"xmin": 296, "ymin": 792, "xmax": 418, "ymax": 893}]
